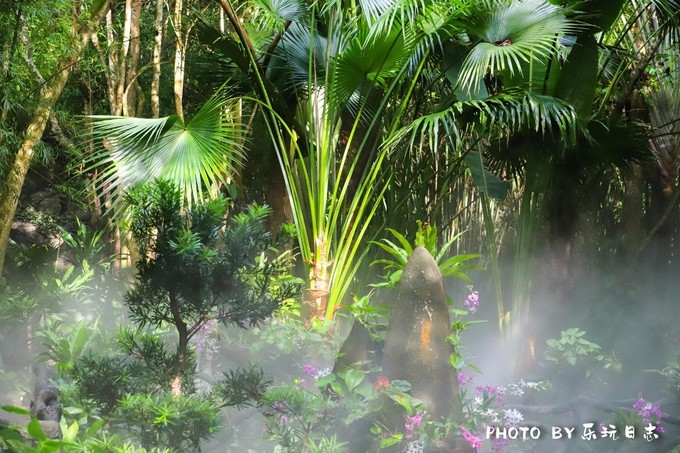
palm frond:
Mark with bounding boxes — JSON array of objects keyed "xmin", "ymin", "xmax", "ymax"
[
  {"xmin": 458, "ymin": 0, "xmax": 579, "ymax": 93},
  {"xmin": 331, "ymin": 24, "xmax": 415, "ymax": 107},
  {"xmin": 648, "ymin": 86, "xmax": 680, "ymax": 185},
  {"xmin": 87, "ymin": 89, "xmax": 247, "ymax": 213},
  {"xmin": 391, "ymin": 90, "xmax": 578, "ymax": 153},
  {"xmin": 266, "ymin": 23, "xmax": 329, "ymax": 95},
  {"xmin": 358, "ymin": 0, "xmax": 393, "ymax": 25},
  {"xmin": 250, "ymin": 0, "xmax": 308, "ymax": 29}
]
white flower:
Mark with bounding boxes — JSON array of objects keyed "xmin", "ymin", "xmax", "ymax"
[
  {"xmin": 315, "ymin": 368, "xmax": 331, "ymax": 379},
  {"xmin": 503, "ymin": 409, "xmax": 524, "ymax": 426},
  {"xmin": 509, "ymin": 386, "xmax": 524, "ymax": 397},
  {"xmin": 406, "ymin": 441, "xmax": 424, "ymax": 453},
  {"xmin": 483, "ymin": 409, "xmax": 500, "ymax": 424}
]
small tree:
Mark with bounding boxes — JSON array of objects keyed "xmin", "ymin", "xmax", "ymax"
[
  {"xmin": 72, "ymin": 180, "xmax": 302, "ymax": 451},
  {"xmin": 125, "ymin": 179, "xmax": 300, "ymax": 395}
]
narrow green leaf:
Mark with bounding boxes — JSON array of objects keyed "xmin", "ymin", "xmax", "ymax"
[
  {"xmin": 386, "ymin": 228, "xmax": 413, "ymax": 255},
  {"xmin": 1, "ymin": 405, "xmax": 30, "ymax": 415},
  {"xmin": 63, "ymin": 421, "xmax": 79, "ymax": 442},
  {"xmin": 27, "ymin": 418, "xmax": 47, "ymax": 442},
  {"xmin": 380, "ymin": 434, "xmax": 403, "ymax": 448},
  {"xmin": 465, "ymin": 153, "xmax": 510, "ymax": 200}
]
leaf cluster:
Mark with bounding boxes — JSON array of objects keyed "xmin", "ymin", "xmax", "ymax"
[
  {"xmin": 124, "ymin": 180, "xmax": 302, "ymax": 332},
  {"xmin": 117, "ymin": 393, "xmax": 220, "ymax": 452},
  {"xmin": 371, "ymin": 221, "xmax": 481, "ymax": 287},
  {"xmin": 545, "ymin": 328, "xmax": 622, "ymax": 375},
  {"xmin": 72, "ymin": 329, "xmax": 190, "ymax": 417}
]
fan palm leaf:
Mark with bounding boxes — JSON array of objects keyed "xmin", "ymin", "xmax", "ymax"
[
  {"xmin": 458, "ymin": 0, "xmax": 579, "ymax": 93},
  {"xmin": 266, "ymin": 22, "xmax": 331, "ymax": 95},
  {"xmin": 391, "ymin": 90, "xmax": 578, "ymax": 153},
  {"xmin": 87, "ymin": 89, "xmax": 246, "ymax": 213},
  {"xmin": 250, "ymin": 0, "xmax": 308, "ymax": 29},
  {"xmin": 332, "ymin": 24, "xmax": 416, "ymax": 107}
]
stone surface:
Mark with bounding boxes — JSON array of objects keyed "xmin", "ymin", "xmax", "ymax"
[
  {"xmin": 38, "ymin": 420, "xmax": 62, "ymax": 439},
  {"xmin": 381, "ymin": 246, "xmax": 462, "ymax": 419}
]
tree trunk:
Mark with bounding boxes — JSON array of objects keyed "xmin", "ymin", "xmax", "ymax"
[
  {"xmin": 150, "ymin": 0, "xmax": 165, "ymax": 118},
  {"xmin": 123, "ymin": 0, "xmax": 142, "ymax": 117},
  {"xmin": 173, "ymin": 0, "xmax": 185, "ymax": 121},
  {"xmin": 113, "ymin": 0, "xmax": 132, "ymax": 116},
  {"xmin": 0, "ymin": 2, "xmax": 110, "ymax": 277},
  {"xmin": 170, "ymin": 294, "xmax": 188, "ymax": 397},
  {"xmin": 77, "ymin": 75, "xmax": 102, "ymax": 225},
  {"xmin": 1, "ymin": 2, "xmax": 22, "ymax": 121}
]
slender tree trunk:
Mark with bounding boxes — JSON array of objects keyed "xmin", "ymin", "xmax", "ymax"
[
  {"xmin": 151, "ymin": 0, "xmax": 164, "ymax": 118},
  {"xmin": 173, "ymin": 0, "xmax": 185, "ymax": 120},
  {"xmin": 2, "ymin": 2, "xmax": 22, "ymax": 121},
  {"xmin": 113, "ymin": 0, "xmax": 132, "ymax": 115},
  {"xmin": 77, "ymin": 75, "xmax": 101, "ymax": 225},
  {"xmin": 170, "ymin": 294, "xmax": 188, "ymax": 397},
  {"xmin": 0, "ymin": 1, "xmax": 111, "ymax": 277},
  {"xmin": 123, "ymin": 0, "xmax": 142, "ymax": 117},
  {"xmin": 105, "ymin": 9, "xmax": 119, "ymax": 114}
]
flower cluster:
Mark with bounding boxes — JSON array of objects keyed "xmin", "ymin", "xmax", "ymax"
[
  {"xmin": 464, "ymin": 291, "xmax": 480, "ymax": 313},
  {"xmin": 193, "ymin": 319, "xmax": 218, "ymax": 358},
  {"xmin": 457, "ymin": 372, "xmax": 474, "ymax": 386},
  {"xmin": 461, "ymin": 377, "xmax": 546, "ymax": 451},
  {"xmin": 301, "ymin": 363, "xmax": 331, "ymax": 380},
  {"xmin": 503, "ymin": 408, "xmax": 524, "ymax": 426},
  {"xmin": 271, "ymin": 401, "xmax": 289, "ymax": 425},
  {"xmin": 405, "ymin": 441, "xmax": 425, "ymax": 453},
  {"xmin": 633, "ymin": 394, "xmax": 665, "ymax": 433},
  {"xmin": 460, "ymin": 426, "xmax": 483, "ymax": 450},
  {"xmin": 373, "ymin": 375, "xmax": 390, "ymax": 391},
  {"xmin": 405, "ymin": 412, "xmax": 425, "ymax": 440},
  {"xmin": 505, "ymin": 379, "xmax": 542, "ymax": 397},
  {"xmin": 476, "ymin": 384, "xmax": 506, "ymax": 405}
]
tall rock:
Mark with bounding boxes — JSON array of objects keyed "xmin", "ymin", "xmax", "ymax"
[{"xmin": 382, "ymin": 246, "xmax": 462, "ymax": 419}]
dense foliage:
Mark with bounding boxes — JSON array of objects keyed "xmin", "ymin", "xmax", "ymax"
[{"xmin": 2, "ymin": 0, "xmax": 680, "ymax": 451}]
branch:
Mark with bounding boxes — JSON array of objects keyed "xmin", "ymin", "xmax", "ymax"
[
  {"xmin": 262, "ymin": 20, "xmax": 292, "ymax": 73},
  {"xmin": 48, "ymin": 116, "xmax": 76, "ymax": 151},
  {"xmin": 19, "ymin": 16, "xmax": 46, "ymax": 87},
  {"xmin": 217, "ymin": 0, "xmax": 263, "ymax": 75},
  {"xmin": 123, "ymin": 58, "xmax": 172, "ymax": 101}
]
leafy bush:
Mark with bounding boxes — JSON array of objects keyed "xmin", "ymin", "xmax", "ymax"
[
  {"xmin": 68, "ymin": 180, "xmax": 302, "ymax": 451},
  {"xmin": 545, "ymin": 328, "xmax": 621, "ymax": 375},
  {"xmin": 371, "ymin": 221, "xmax": 480, "ymax": 288}
]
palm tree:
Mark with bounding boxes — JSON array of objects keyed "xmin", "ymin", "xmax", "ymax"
[
  {"xmin": 86, "ymin": 87, "xmax": 246, "ymax": 214},
  {"xmin": 205, "ymin": 0, "xmax": 590, "ymax": 323}
]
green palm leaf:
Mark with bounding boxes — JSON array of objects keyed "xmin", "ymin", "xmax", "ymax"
[
  {"xmin": 250, "ymin": 0, "xmax": 308, "ymax": 28},
  {"xmin": 87, "ymin": 89, "xmax": 246, "ymax": 212},
  {"xmin": 267, "ymin": 23, "xmax": 330, "ymax": 95},
  {"xmin": 332, "ymin": 24, "xmax": 415, "ymax": 106},
  {"xmin": 391, "ymin": 90, "xmax": 578, "ymax": 153},
  {"xmin": 459, "ymin": 0, "xmax": 579, "ymax": 93}
]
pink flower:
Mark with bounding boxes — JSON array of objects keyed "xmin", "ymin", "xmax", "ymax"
[
  {"xmin": 405, "ymin": 412, "xmax": 425, "ymax": 440},
  {"xmin": 633, "ymin": 394, "xmax": 664, "ymax": 432},
  {"xmin": 302, "ymin": 363, "xmax": 316, "ymax": 377},
  {"xmin": 457, "ymin": 372, "xmax": 474, "ymax": 386},
  {"xmin": 464, "ymin": 291, "xmax": 480, "ymax": 313},
  {"xmin": 460, "ymin": 426, "xmax": 483, "ymax": 450},
  {"xmin": 407, "ymin": 413, "xmax": 424, "ymax": 427}
]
